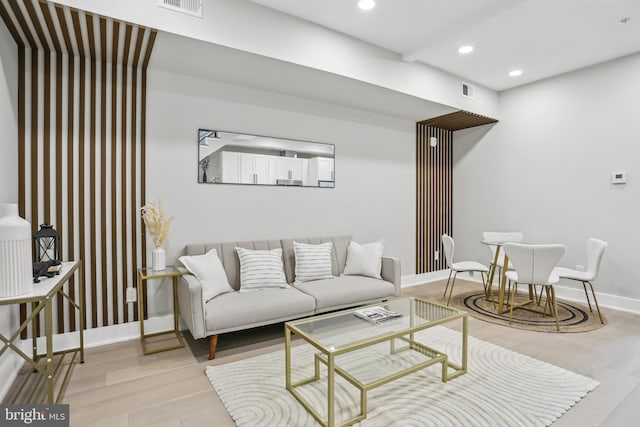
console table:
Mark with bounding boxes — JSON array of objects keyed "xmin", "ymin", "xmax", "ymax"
[
  {"xmin": 137, "ymin": 266, "xmax": 185, "ymax": 355},
  {"xmin": 0, "ymin": 261, "xmax": 84, "ymax": 404}
]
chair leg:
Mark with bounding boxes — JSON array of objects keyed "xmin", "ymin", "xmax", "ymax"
[
  {"xmin": 542, "ymin": 286, "xmax": 549, "ymax": 317},
  {"xmin": 549, "ymin": 286, "xmax": 560, "ymax": 331},
  {"xmin": 443, "ymin": 270, "xmax": 453, "ymax": 297},
  {"xmin": 446, "ymin": 272, "xmax": 458, "ymax": 306},
  {"xmin": 587, "ymin": 281, "xmax": 604, "ymax": 324},
  {"xmin": 582, "ymin": 281, "xmax": 593, "ymax": 312},
  {"xmin": 508, "ymin": 280, "xmax": 516, "ymax": 324},
  {"xmin": 480, "ymin": 272, "xmax": 487, "ymax": 293}
]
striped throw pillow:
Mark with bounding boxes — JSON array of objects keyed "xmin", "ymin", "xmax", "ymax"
[
  {"xmin": 236, "ymin": 247, "xmax": 288, "ymax": 292},
  {"xmin": 294, "ymin": 241, "xmax": 334, "ymax": 284}
]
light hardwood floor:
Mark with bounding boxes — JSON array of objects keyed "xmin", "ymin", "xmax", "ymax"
[{"xmin": 6, "ymin": 279, "xmax": 640, "ymax": 426}]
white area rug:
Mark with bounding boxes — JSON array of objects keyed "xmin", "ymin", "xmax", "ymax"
[{"xmin": 206, "ymin": 326, "xmax": 598, "ymax": 426}]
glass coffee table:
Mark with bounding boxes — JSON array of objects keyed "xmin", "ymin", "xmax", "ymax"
[{"xmin": 285, "ymin": 297, "xmax": 468, "ymax": 427}]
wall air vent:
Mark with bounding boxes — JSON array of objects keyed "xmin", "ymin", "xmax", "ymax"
[
  {"xmin": 461, "ymin": 82, "xmax": 475, "ymax": 99},
  {"xmin": 158, "ymin": 0, "xmax": 203, "ymax": 18}
]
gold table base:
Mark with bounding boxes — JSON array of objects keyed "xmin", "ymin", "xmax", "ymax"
[
  {"xmin": 137, "ymin": 267, "xmax": 185, "ymax": 355},
  {"xmin": 285, "ymin": 299, "xmax": 467, "ymax": 427}
]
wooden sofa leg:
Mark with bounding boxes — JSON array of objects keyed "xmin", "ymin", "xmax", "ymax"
[{"xmin": 209, "ymin": 335, "xmax": 218, "ymax": 360}]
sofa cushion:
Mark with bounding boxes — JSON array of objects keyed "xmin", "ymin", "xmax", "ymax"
[
  {"xmin": 178, "ymin": 249, "xmax": 233, "ymax": 302},
  {"xmin": 205, "ymin": 288, "xmax": 316, "ymax": 332},
  {"xmin": 282, "ymin": 236, "xmax": 351, "ymax": 284},
  {"xmin": 294, "ymin": 241, "xmax": 334, "ymax": 284},
  {"xmin": 236, "ymin": 247, "xmax": 288, "ymax": 292},
  {"xmin": 343, "ymin": 239, "xmax": 385, "ymax": 279},
  {"xmin": 295, "ymin": 276, "xmax": 395, "ymax": 311}
]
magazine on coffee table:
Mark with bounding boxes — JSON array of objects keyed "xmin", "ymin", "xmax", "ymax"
[{"xmin": 354, "ymin": 306, "xmax": 402, "ymax": 324}]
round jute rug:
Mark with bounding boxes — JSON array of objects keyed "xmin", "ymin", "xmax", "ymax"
[{"xmin": 448, "ymin": 291, "xmax": 607, "ymax": 333}]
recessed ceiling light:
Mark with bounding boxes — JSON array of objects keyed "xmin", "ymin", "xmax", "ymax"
[
  {"xmin": 358, "ymin": 0, "xmax": 376, "ymax": 11},
  {"xmin": 508, "ymin": 70, "xmax": 523, "ymax": 77},
  {"xmin": 458, "ymin": 45, "xmax": 474, "ymax": 54}
]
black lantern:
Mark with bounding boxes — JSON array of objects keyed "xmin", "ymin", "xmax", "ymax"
[{"xmin": 33, "ymin": 224, "xmax": 59, "ymax": 262}]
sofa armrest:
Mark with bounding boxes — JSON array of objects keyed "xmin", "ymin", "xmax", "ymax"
[
  {"xmin": 381, "ymin": 256, "xmax": 401, "ymax": 296},
  {"xmin": 178, "ymin": 274, "xmax": 207, "ymax": 339}
]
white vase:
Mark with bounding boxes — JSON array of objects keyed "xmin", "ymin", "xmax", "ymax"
[
  {"xmin": 152, "ymin": 246, "xmax": 166, "ymax": 271},
  {"xmin": 0, "ymin": 203, "xmax": 33, "ymax": 297}
]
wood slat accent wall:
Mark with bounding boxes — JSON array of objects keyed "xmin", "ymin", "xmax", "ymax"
[
  {"xmin": 0, "ymin": 0, "xmax": 156, "ymax": 336},
  {"xmin": 419, "ymin": 110, "xmax": 498, "ymax": 131},
  {"xmin": 416, "ymin": 123, "xmax": 453, "ymax": 273}
]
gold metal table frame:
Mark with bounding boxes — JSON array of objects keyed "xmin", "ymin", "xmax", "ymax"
[
  {"xmin": 285, "ymin": 297, "xmax": 468, "ymax": 427},
  {"xmin": 137, "ymin": 266, "xmax": 185, "ymax": 355},
  {"xmin": 0, "ymin": 261, "xmax": 85, "ymax": 404},
  {"xmin": 483, "ymin": 240, "xmax": 537, "ymax": 314}
]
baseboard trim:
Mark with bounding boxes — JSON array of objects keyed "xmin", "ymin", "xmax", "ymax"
[
  {"xmin": 439, "ymin": 269, "xmax": 640, "ymax": 315},
  {"xmin": 401, "ymin": 271, "xmax": 451, "ymax": 287}
]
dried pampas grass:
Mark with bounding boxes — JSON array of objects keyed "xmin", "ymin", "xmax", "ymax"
[{"xmin": 141, "ymin": 199, "xmax": 174, "ymax": 248}]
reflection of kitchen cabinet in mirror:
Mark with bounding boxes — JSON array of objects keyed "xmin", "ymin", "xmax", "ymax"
[{"xmin": 198, "ymin": 129, "xmax": 335, "ymax": 187}]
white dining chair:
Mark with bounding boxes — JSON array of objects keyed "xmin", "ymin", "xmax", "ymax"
[
  {"xmin": 553, "ymin": 238, "xmax": 608, "ymax": 324},
  {"xmin": 503, "ymin": 243, "xmax": 566, "ymax": 331},
  {"xmin": 441, "ymin": 234, "xmax": 489, "ymax": 306}
]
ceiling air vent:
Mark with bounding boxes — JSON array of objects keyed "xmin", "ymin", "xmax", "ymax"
[
  {"xmin": 158, "ymin": 0, "xmax": 203, "ymax": 18},
  {"xmin": 461, "ymin": 82, "xmax": 475, "ymax": 99}
]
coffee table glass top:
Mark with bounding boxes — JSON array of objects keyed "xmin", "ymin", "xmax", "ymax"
[{"xmin": 287, "ymin": 297, "xmax": 464, "ymax": 353}]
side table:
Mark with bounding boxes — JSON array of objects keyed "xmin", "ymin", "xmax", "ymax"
[
  {"xmin": 137, "ymin": 266, "xmax": 185, "ymax": 355},
  {"xmin": 0, "ymin": 260, "xmax": 84, "ymax": 404}
]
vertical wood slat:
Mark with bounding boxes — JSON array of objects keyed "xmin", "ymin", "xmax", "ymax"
[
  {"xmin": 416, "ymin": 123, "xmax": 453, "ymax": 273},
  {"xmin": 70, "ymin": 7, "xmax": 87, "ymax": 332},
  {"xmin": 86, "ymin": 12, "xmax": 98, "ymax": 329},
  {"xmin": 121, "ymin": 23, "xmax": 132, "ymax": 321},
  {"xmin": 99, "ymin": 16, "xmax": 108, "ymax": 325},
  {"xmin": 111, "ymin": 20, "xmax": 120, "ymax": 325},
  {"xmin": 54, "ymin": 3, "xmax": 77, "ymax": 332},
  {"xmin": 0, "ymin": 0, "xmax": 156, "ymax": 336},
  {"xmin": 139, "ymin": 30, "xmax": 156, "ymax": 320},
  {"xmin": 38, "ymin": 0, "xmax": 67, "ymax": 332}
]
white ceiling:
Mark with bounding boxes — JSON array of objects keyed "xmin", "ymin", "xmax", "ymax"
[{"xmin": 250, "ymin": 0, "xmax": 640, "ymax": 91}]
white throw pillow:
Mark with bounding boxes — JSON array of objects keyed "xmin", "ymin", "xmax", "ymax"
[
  {"xmin": 293, "ymin": 241, "xmax": 334, "ymax": 284},
  {"xmin": 179, "ymin": 249, "xmax": 233, "ymax": 302},
  {"xmin": 236, "ymin": 247, "xmax": 288, "ymax": 292},
  {"xmin": 343, "ymin": 239, "xmax": 385, "ymax": 279}
]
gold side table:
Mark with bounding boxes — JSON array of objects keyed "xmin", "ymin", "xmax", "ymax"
[
  {"xmin": 137, "ymin": 266, "xmax": 185, "ymax": 355},
  {"xmin": 0, "ymin": 261, "xmax": 85, "ymax": 404}
]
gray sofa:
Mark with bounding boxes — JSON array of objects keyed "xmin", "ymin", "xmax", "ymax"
[{"xmin": 177, "ymin": 235, "xmax": 401, "ymax": 359}]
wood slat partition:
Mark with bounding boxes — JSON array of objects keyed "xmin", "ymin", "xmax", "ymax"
[
  {"xmin": 416, "ymin": 123, "xmax": 453, "ymax": 273},
  {"xmin": 419, "ymin": 110, "xmax": 498, "ymax": 131},
  {"xmin": 0, "ymin": 0, "xmax": 156, "ymax": 336},
  {"xmin": 416, "ymin": 110, "xmax": 498, "ymax": 273}
]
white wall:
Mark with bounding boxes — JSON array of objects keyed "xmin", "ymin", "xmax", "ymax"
[
  {"xmin": 453, "ymin": 52, "xmax": 640, "ymax": 303},
  {"xmin": 0, "ymin": 17, "xmax": 23, "ymax": 400},
  {"xmin": 145, "ymin": 69, "xmax": 416, "ymax": 315}
]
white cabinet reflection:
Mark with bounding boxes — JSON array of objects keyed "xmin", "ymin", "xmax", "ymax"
[{"xmin": 198, "ymin": 129, "xmax": 334, "ymax": 187}]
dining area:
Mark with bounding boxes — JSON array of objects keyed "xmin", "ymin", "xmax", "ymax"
[{"xmin": 440, "ymin": 232, "xmax": 608, "ymax": 331}]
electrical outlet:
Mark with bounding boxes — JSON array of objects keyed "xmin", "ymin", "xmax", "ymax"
[
  {"xmin": 434, "ymin": 250, "xmax": 439, "ymax": 261},
  {"xmin": 126, "ymin": 287, "xmax": 137, "ymax": 303},
  {"xmin": 575, "ymin": 265, "xmax": 585, "ymax": 272}
]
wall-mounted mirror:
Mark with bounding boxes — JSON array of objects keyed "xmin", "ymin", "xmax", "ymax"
[{"xmin": 198, "ymin": 129, "xmax": 335, "ymax": 187}]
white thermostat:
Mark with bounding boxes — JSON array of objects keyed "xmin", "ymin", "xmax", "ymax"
[{"xmin": 611, "ymin": 171, "xmax": 628, "ymax": 185}]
